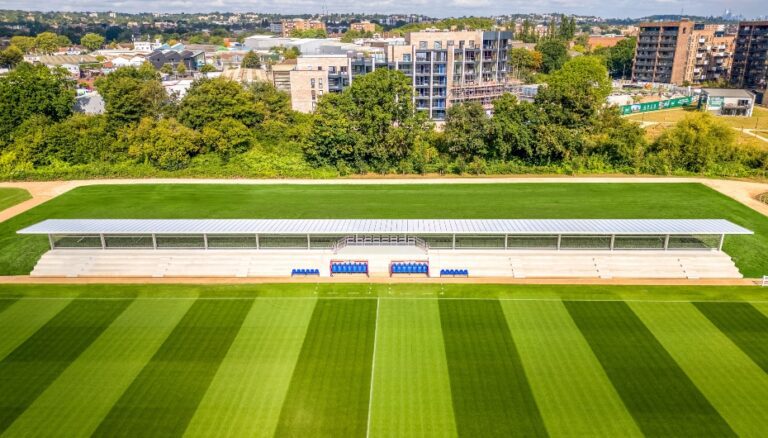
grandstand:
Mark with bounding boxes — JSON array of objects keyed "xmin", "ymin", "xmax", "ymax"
[{"xmin": 18, "ymin": 219, "xmax": 753, "ymax": 279}]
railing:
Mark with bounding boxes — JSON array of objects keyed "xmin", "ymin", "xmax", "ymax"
[
  {"xmin": 332, "ymin": 235, "xmax": 429, "ymax": 252},
  {"xmin": 762, "ymin": 275, "xmax": 768, "ymax": 287}
]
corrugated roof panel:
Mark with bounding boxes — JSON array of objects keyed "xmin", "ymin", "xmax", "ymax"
[{"xmin": 16, "ymin": 219, "xmax": 754, "ymax": 235}]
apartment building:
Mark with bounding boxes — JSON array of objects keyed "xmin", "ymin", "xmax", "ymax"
[
  {"xmin": 385, "ymin": 30, "xmax": 513, "ymax": 119},
  {"xmin": 730, "ymin": 21, "xmax": 768, "ymax": 90},
  {"xmin": 683, "ymin": 24, "xmax": 735, "ymax": 84},
  {"xmin": 632, "ymin": 19, "xmax": 695, "ymax": 85},
  {"xmin": 268, "ymin": 30, "xmax": 512, "ymax": 120},
  {"xmin": 280, "ymin": 18, "xmax": 326, "ymax": 37},
  {"xmin": 351, "ymin": 21, "xmax": 376, "ymax": 33}
]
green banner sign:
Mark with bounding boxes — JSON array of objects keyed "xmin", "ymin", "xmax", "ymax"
[{"xmin": 620, "ymin": 96, "xmax": 695, "ymax": 115}]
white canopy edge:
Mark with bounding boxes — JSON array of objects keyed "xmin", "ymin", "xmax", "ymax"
[{"xmin": 17, "ymin": 219, "xmax": 754, "ymax": 236}]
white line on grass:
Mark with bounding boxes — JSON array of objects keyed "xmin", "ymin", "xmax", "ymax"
[{"xmin": 366, "ymin": 297, "xmax": 380, "ymax": 438}]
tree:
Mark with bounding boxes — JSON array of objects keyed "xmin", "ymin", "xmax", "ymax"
[
  {"xmin": 125, "ymin": 117, "xmax": 200, "ymax": 170},
  {"xmin": 0, "ymin": 63, "xmax": 75, "ymax": 145},
  {"xmin": 535, "ymin": 39, "xmax": 569, "ymax": 73},
  {"xmin": 80, "ymin": 33, "xmax": 105, "ymax": 51},
  {"xmin": 558, "ymin": 15, "xmax": 577, "ymax": 41},
  {"xmin": 241, "ymin": 51, "xmax": 261, "ymax": 69},
  {"xmin": 10, "ymin": 36, "xmax": 35, "ymax": 53},
  {"xmin": 306, "ymin": 69, "xmax": 429, "ymax": 171},
  {"xmin": 605, "ymin": 37, "xmax": 636, "ymax": 79},
  {"xmin": 247, "ymin": 82, "xmax": 291, "ymax": 120},
  {"xmin": 648, "ymin": 112, "xmax": 736, "ymax": 172},
  {"xmin": 443, "ymin": 102, "xmax": 491, "ymax": 159},
  {"xmin": 488, "ymin": 94, "xmax": 542, "ymax": 161},
  {"xmin": 95, "ymin": 65, "xmax": 167, "ymax": 126},
  {"xmin": 290, "ymin": 29, "xmax": 327, "ymax": 38},
  {"xmin": 535, "ymin": 56, "xmax": 611, "ymax": 128},
  {"xmin": 34, "ymin": 32, "xmax": 60, "ymax": 54},
  {"xmin": 0, "ymin": 46, "xmax": 23, "ymax": 68},
  {"xmin": 509, "ymin": 48, "xmax": 542, "ymax": 81},
  {"xmin": 176, "ymin": 78, "xmax": 265, "ymax": 130},
  {"xmin": 56, "ymin": 35, "xmax": 71, "ymax": 47},
  {"xmin": 160, "ymin": 64, "xmax": 173, "ymax": 75},
  {"xmin": 175, "ymin": 63, "xmax": 186, "ymax": 76},
  {"xmin": 199, "ymin": 64, "xmax": 217, "ymax": 73},
  {"xmin": 201, "ymin": 118, "xmax": 255, "ymax": 160},
  {"xmin": 340, "ymin": 30, "xmax": 374, "ymax": 43},
  {"xmin": 519, "ymin": 19, "xmax": 538, "ymax": 43},
  {"xmin": 9, "ymin": 114, "xmax": 115, "ymax": 165},
  {"xmin": 586, "ymin": 108, "xmax": 646, "ymax": 167}
]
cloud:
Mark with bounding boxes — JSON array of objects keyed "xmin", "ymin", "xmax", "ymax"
[{"xmin": 0, "ymin": 0, "xmax": 764, "ymax": 18}]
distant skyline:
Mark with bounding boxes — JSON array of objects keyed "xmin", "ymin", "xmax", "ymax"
[{"xmin": 0, "ymin": 0, "xmax": 765, "ymax": 20}]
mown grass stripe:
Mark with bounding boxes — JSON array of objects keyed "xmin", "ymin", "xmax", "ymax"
[
  {"xmin": 275, "ymin": 299, "xmax": 377, "ymax": 437},
  {"xmin": 439, "ymin": 299, "xmax": 546, "ymax": 437},
  {"xmin": 92, "ymin": 299, "xmax": 253, "ymax": 438},
  {"xmin": 631, "ymin": 302, "xmax": 768, "ymax": 437},
  {"xmin": 0, "ymin": 299, "xmax": 72, "ymax": 362},
  {"xmin": 0, "ymin": 298, "xmax": 17, "ymax": 315},
  {"xmin": 3, "ymin": 299, "xmax": 194, "ymax": 438},
  {"xmin": 694, "ymin": 302, "xmax": 768, "ymax": 373},
  {"xmin": 0, "ymin": 299, "xmax": 132, "ymax": 434},
  {"xmin": 370, "ymin": 299, "xmax": 457, "ymax": 437},
  {"xmin": 565, "ymin": 301, "xmax": 736, "ymax": 437},
  {"xmin": 501, "ymin": 300, "xmax": 642, "ymax": 437},
  {"xmin": 184, "ymin": 298, "xmax": 316, "ymax": 438}
]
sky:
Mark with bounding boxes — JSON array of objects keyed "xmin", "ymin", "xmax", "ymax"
[{"xmin": 0, "ymin": 0, "xmax": 764, "ymax": 20}]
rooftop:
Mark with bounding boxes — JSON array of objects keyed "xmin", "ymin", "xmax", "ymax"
[
  {"xmin": 702, "ymin": 88, "xmax": 755, "ymax": 98},
  {"xmin": 18, "ymin": 219, "xmax": 753, "ymax": 236}
]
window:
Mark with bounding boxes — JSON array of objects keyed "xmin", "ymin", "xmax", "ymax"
[
  {"xmin": 447, "ymin": 40, "xmax": 454, "ymax": 47},
  {"xmin": 403, "ymin": 53, "xmax": 411, "ymax": 62},
  {"xmin": 318, "ymin": 79, "xmax": 323, "ymax": 89},
  {"xmin": 468, "ymin": 40, "xmax": 475, "ymax": 49},
  {"xmin": 434, "ymin": 41, "xmax": 442, "ymax": 50},
  {"xmin": 310, "ymin": 78, "xmax": 315, "ymax": 88},
  {"xmin": 419, "ymin": 41, "xmax": 427, "ymax": 49},
  {"xmin": 459, "ymin": 40, "xmax": 465, "ymax": 49}
]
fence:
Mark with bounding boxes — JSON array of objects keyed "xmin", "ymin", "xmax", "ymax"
[{"xmin": 620, "ymin": 96, "xmax": 696, "ymax": 115}]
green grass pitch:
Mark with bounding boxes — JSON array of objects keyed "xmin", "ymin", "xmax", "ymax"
[
  {"xmin": 1, "ymin": 182, "xmax": 768, "ymax": 276},
  {"xmin": 0, "ymin": 188, "xmax": 30, "ymax": 213},
  {"xmin": 1, "ymin": 284, "xmax": 768, "ymax": 437}
]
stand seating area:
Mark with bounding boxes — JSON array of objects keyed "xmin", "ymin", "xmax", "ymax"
[{"xmin": 30, "ymin": 249, "xmax": 744, "ymax": 279}]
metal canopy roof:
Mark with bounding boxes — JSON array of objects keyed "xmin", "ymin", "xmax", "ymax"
[{"xmin": 17, "ymin": 219, "xmax": 753, "ymax": 236}]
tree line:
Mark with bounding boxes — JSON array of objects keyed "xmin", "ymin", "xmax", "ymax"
[{"xmin": 0, "ymin": 57, "xmax": 765, "ymax": 180}]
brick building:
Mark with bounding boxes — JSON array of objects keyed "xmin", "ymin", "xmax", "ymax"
[{"xmin": 730, "ymin": 21, "xmax": 768, "ymax": 90}]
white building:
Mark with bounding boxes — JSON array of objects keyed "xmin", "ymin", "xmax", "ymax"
[{"xmin": 699, "ymin": 88, "xmax": 756, "ymax": 116}]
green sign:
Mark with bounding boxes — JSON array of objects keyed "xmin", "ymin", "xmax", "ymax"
[
  {"xmin": 707, "ymin": 96, "xmax": 724, "ymax": 109},
  {"xmin": 620, "ymin": 96, "xmax": 695, "ymax": 115}
]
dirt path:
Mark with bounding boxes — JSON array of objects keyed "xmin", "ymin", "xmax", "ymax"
[
  {"xmin": 0, "ymin": 275, "xmax": 759, "ymax": 286},
  {"xmin": 2, "ymin": 176, "xmax": 768, "ymax": 220}
]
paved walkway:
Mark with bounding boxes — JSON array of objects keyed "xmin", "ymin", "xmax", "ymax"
[{"xmin": 2, "ymin": 176, "xmax": 768, "ymax": 221}]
